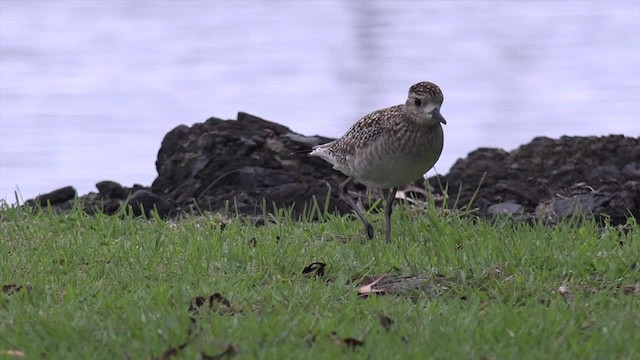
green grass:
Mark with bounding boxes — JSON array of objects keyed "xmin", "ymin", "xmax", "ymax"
[{"xmin": 1, "ymin": 201, "xmax": 638, "ymax": 359}]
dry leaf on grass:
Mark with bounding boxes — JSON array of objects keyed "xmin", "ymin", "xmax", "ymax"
[
  {"xmin": 188, "ymin": 293, "xmax": 235, "ymax": 316},
  {"xmin": 2, "ymin": 284, "xmax": 32, "ymax": 296},
  {"xmin": 378, "ymin": 315, "xmax": 395, "ymax": 332},
  {"xmin": 558, "ymin": 285, "xmax": 571, "ymax": 301},
  {"xmin": 357, "ymin": 276, "xmax": 386, "ymax": 296},
  {"xmin": 302, "ymin": 262, "xmax": 326, "ymax": 278},
  {"xmin": 330, "ymin": 332, "xmax": 365, "ymax": 350},
  {"xmin": 356, "ymin": 274, "xmax": 450, "ymax": 298},
  {"xmin": 0, "ymin": 350, "xmax": 25, "ymax": 358},
  {"xmin": 621, "ymin": 283, "xmax": 639, "ymax": 296}
]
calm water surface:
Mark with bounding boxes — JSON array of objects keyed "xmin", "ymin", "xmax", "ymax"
[{"xmin": 1, "ymin": 0, "xmax": 639, "ymax": 202}]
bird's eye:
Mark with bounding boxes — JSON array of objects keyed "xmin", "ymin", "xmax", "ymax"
[{"xmin": 414, "ymin": 99, "xmax": 422, "ymax": 106}]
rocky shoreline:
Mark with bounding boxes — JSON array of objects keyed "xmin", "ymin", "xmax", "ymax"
[{"xmin": 23, "ymin": 112, "xmax": 640, "ymax": 225}]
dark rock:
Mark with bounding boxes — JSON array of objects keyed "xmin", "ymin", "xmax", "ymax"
[
  {"xmin": 622, "ymin": 162, "xmax": 640, "ymax": 178},
  {"xmin": 151, "ymin": 112, "xmax": 351, "ymax": 217},
  {"xmin": 81, "ymin": 192, "xmax": 122, "ymax": 215},
  {"xmin": 589, "ymin": 165, "xmax": 620, "ymax": 183},
  {"xmin": 23, "ymin": 112, "xmax": 638, "ymax": 226},
  {"xmin": 237, "ymin": 111, "xmax": 290, "ymax": 134},
  {"xmin": 96, "ymin": 180, "xmax": 128, "ymax": 199},
  {"xmin": 487, "ymin": 202, "xmax": 524, "ymax": 216},
  {"xmin": 25, "ymin": 186, "xmax": 76, "ymax": 207},
  {"xmin": 22, "ymin": 181, "xmax": 163, "ymax": 216},
  {"xmin": 131, "ymin": 184, "xmax": 147, "ymax": 192},
  {"xmin": 124, "ymin": 190, "xmax": 172, "ymax": 218},
  {"xmin": 550, "ymin": 193, "xmax": 613, "ymax": 219},
  {"xmin": 428, "ymin": 135, "xmax": 640, "ymax": 224}
]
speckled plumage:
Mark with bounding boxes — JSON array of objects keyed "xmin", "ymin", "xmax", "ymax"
[
  {"xmin": 320, "ymin": 105, "xmax": 405, "ymax": 159},
  {"xmin": 310, "ymin": 81, "xmax": 447, "ymax": 242}
]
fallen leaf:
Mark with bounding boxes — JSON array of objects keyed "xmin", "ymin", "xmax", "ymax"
[
  {"xmin": 155, "ymin": 297, "xmax": 237, "ymax": 360},
  {"xmin": 622, "ymin": 284, "xmax": 638, "ymax": 296},
  {"xmin": 0, "ymin": 350, "xmax": 25, "ymax": 357},
  {"xmin": 329, "ymin": 332, "xmax": 365, "ymax": 350},
  {"xmin": 558, "ymin": 286, "xmax": 570, "ymax": 297},
  {"xmin": 356, "ymin": 274, "xmax": 450, "ymax": 297},
  {"xmin": 302, "ymin": 262, "xmax": 326, "ymax": 278},
  {"xmin": 490, "ymin": 267, "xmax": 503, "ymax": 277},
  {"xmin": 209, "ymin": 293, "xmax": 232, "ymax": 309},
  {"xmin": 188, "ymin": 293, "xmax": 234, "ymax": 315},
  {"xmin": 357, "ymin": 276, "xmax": 386, "ymax": 297},
  {"xmin": 188, "ymin": 296, "xmax": 207, "ymax": 313},
  {"xmin": 378, "ymin": 315, "xmax": 395, "ymax": 331},
  {"xmin": 2, "ymin": 284, "xmax": 32, "ymax": 296},
  {"xmin": 218, "ymin": 217, "xmax": 232, "ymax": 231},
  {"xmin": 343, "ymin": 338, "xmax": 364, "ymax": 350}
]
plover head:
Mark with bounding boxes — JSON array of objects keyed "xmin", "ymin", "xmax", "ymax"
[{"xmin": 404, "ymin": 81, "xmax": 446, "ymax": 126}]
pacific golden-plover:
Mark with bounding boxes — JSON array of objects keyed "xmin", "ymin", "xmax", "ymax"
[{"xmin": 310, "ymin": 81, "xmax": 446, "ymax": 242}]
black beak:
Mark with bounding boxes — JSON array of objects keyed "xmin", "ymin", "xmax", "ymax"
[{"xmin": 430, "ymin": 107, "xmax": 446, "ymax": 125}]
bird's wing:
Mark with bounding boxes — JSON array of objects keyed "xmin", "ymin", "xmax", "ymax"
[{"xmin": 330, "ymin": 105, "xmax": 403, "ymax": 156}]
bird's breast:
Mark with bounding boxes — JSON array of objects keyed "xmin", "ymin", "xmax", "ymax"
[{"xmin": 350, "ymin": 124, "xmax": 444, "ymax": 188}]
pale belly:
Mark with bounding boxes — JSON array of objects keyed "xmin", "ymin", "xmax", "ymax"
[{"xmin": 348, "ymin": 135, "xmax": 444, "ymax": 189}]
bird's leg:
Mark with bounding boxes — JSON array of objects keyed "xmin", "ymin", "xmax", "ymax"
[
  {"xmin": 339, "ymin": 177, "xmax": 374, "ymax": 240},
  {"xmin": 384, "ymin": 187, "xmax": 398, "ymax": 243}
]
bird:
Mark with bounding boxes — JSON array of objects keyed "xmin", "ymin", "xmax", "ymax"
[{"xmin": 310, "ymin": 81, "xmax": 446, "ymax": 242}]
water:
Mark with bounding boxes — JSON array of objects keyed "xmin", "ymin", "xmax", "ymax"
[{"xmin": 1, "ymin": 0, "xmax": 639, "ymax": 202}]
